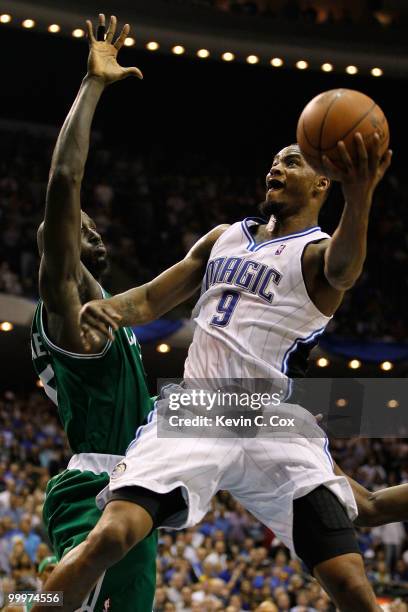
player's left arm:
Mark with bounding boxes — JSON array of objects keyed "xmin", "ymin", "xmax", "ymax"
[
  {"xmin": 303, "ymin": 132, "xmax": 392, "ymax": 316},
  {"xmin": 333, "ymin": 462, "xmax": 408, "ymax": 527}
]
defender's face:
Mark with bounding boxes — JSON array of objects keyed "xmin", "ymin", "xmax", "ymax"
[
  {"xmin": 263, "ymin": 145, "xmax": 319, "ymax": 215},
  {"xmin": 80, "ymin": 212, "xmax": 108, "ymax": 277}
]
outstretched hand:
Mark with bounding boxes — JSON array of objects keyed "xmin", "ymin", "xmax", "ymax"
[
  {"xmin": 322, "ymin": 132, "xmax": 392, "ymax": 203},
  {"xmin": 86, "ymin": 13, "xmax": 143, "ymax": 85},
  {"xmin": 79, "ymin": 299, "xmax": 122, "ymax": 350}
]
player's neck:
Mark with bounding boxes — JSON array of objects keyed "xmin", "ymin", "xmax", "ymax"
[{"xmin": 263, "ymin": 213, "xmax": 319, "ymax": 239}]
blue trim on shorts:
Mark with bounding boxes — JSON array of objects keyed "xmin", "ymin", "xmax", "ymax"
[
  {"xmin": 323, "ymin": 436, "xmax": 334, "ymax": 470},
  {"xmin": 125, "ymin": 384, "xmax": 176, "ymax": 454}
]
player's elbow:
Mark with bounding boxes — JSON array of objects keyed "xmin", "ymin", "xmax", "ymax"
[
  {"xmin": 354, "ymin": 491, "xmax": 386, "ymax": 528},
  {"xmin": 49, "ymin": 163, "xmax": 83, "ymax": 187},
  {"xmin": 324, "ymin": 265, "xmax": 361, "ymax": 291}
]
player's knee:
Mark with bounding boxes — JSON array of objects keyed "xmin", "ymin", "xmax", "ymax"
[
  {"xmin": 317, "ymin": 555, "xmax": 377, "ymax": 610},
  {"xmin": 84, "ymin": 520, "xmax": 135, "ymax": 567},
  {"xmin": 335, "ymin": 576, "xmax": 377, "ymax": 610}
]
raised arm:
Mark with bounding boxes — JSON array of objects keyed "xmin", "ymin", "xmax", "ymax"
[
  {"xmin": 302, "ymin": 133, "xmax": 392, "ymax": 316},
  {"xmin": 39, "ymin": 14, "xmax": 142, "ymax": 350},
  {"xmin": 79, "ymin": 224, "xmax": 229, "ymax": 345}
]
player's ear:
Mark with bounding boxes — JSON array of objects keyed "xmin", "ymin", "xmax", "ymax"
[{"xmin": 313, "ymin": 176, "xmax": 331, "ymax": 198}]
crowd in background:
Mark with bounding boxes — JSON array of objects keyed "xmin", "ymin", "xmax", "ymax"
[
  {"xmin": 203, "ymin": 0, "xmax": 398, "ymax": 27},
  {"xmin": 0, "ymin": 390, "xmax": 407, "ymax": 609},
  {"xmin": 0, "ymin": 127, "xmax": 407, "ymax": 342}
]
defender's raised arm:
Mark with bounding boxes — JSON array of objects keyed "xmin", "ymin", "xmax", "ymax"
[{"xmin": 39, "ymin": 14, "xmax": 142, "ymax": 353}]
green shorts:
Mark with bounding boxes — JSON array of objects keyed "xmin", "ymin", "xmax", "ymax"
[{"xmin": 43, "ymin": 469, "xmax": 157, "ymax": 612}]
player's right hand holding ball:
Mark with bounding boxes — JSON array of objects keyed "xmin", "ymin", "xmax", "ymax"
[{"xmin": 322, "ymin": 132, "xmax": 392, "ymax": 206}]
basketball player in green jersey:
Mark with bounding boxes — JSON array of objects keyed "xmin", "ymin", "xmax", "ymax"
[{"xmin": 30, "ymin": 15, "xmax": 157, "ymax": 612}]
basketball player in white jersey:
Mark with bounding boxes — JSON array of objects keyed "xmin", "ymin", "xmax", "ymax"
[{"xmin": 33, "ymin": 134, "xmax": 400, "ymax": 612}]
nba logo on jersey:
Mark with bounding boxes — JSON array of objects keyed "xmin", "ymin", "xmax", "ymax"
[{"xmin": 275, "ymin": 244, "xmax": 286, "ymax": 255}]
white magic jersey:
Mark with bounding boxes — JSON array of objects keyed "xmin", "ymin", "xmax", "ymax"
[{"xmin": 184, "ymin": 218, "xmax": 331, "ymax": 386}]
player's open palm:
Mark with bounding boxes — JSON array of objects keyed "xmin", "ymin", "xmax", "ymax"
[{"xmin": 86, "ymin": 13, "xmax": 143, "ymax": 85}]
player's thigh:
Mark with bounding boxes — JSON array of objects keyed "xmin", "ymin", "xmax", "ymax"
[{"xmin": 292, "ymin": 485, "xmax": 361, "ymax": 570}]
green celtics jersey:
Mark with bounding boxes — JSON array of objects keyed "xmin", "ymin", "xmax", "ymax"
[{"xmin": 30, "ymin": 291, "xmax": 153, "ymax": 456}]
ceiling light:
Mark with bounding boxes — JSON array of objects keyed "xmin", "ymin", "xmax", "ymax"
[
  {"xmin": 346, "ymin": 65, "xmax": 358, "ymax": 75},
  {"xmin": 348, "ymin": 359, "xmax": 361, "ymax": 369},
  {"xmin": 0, "ymin": 14, "xmax": 12, "ymax": 24},
  {"xmin": 156, "ymin": 343, "xmax": 171, "ymax": 353},
  {"xmin": 146, "ymin": 41, "xmax": 159, "ymax": 51},
  {"xmin": 246, "ymin": 55, "xmax": 259, "ymax": 64},
  {"xmin": 197, "ymin": 49, "xmax": 210, "ymax": 58},
  {"xmin": 296, "ymin": 60, "xmax": 308, "ymax": 70},
  {"xmin": 371, "ymin": 67, "xmax": 383, "ymax": 77},
  {"xmin": 321, "ymin": 63, "xmax": 333, "ymax": 72},
  {"xmin": 22, "ymin": 19, "xmax": 35, "ymax": 29},
  {"xmin": 172, "ymin": 45, "xmax": 185, "ymax": 55},
  {"xmin": 316, "ymin": 357, "xmax": 329, "ymax": 368},
  {"xmin": 222, "ymin": 52, "xmax": 235, "ymax": 62},
  {"xmin": 270, "ymin": 57, "xmax": 283, "ymax": 67},
  {"xmin": 336, "ymin": 398, "xmax": 348, "ymax": 407},
  {"xmin": 48, "ymin": 24, "xmax": 60, "ymax": 33},
  {"xmin": 124, "ymin": 37, "xmax": 135, "ymax": 47},
  {"xmin": 72, "ymin": 28, "xmax": 85, "ymax": 38},
  {"xmin": 380, "ymin": 361, "xmax": 393, "ymax": 371},
  {"xmin": 0, "ymin": 321, "xmax": 13, "ymax": 332}
]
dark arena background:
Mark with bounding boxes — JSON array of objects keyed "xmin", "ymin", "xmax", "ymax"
[{"xmin": 0, "ymin": 0, "xmax": 407, "ymax": 610}]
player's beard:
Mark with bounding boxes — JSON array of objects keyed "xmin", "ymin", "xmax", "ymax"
[
  {"xmin": 258, "ymin": 198, "xmax": 285, "ymax": 218},
  {"xmin": 83, "ymin": 253, "xmax": 109, "ymax": 282}
]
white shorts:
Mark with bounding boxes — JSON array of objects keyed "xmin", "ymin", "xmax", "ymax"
[{"xmin": 96, "ymin": 385, "xmax": 357, "ymax": 554}]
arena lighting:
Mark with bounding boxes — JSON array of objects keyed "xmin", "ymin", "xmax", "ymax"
[
  {"xmin": 172, "ymin": 45, "xmax": 185, "ymax": 55},
  {"xmin": 222, "ymin": 52, "xmax": 235, "ymax": 62},
  {"xmin": 146, "ymin": 41, "xmax": 159, "ymax": 51},
  {"xmin": 321, "ymin": 63, "xmax": 333, "ymax": 72},
  {"xmin": 316, "ymin": 357, "xmax": 329, "ymax": 368},
  {"xmin": 22, "ymin": 19, "xmax": 35, "ymax": 29},
  {"xmin": 72, "ymin": 28, "xmax": 85, "ymax": 38},
  {"xmin": 380, "ymin": 361, "xmax": 393, "ymax": 371},
  {"xmin": 296, "ymin": 60, "xmax": 309, "ymax": 70},
  {"xmin": 156, "ymin": 343, "xmax": 171, "ymax": 354},
  {"xmin": 246, "ymin": 55, "xmax": 259, "ymax": 64},
  {"xmin": 270, "ymin": 57, "xmax": 283, "ymax": 67},
  {"xmin": 371, "ymin": 67, "xmax": 383, "ymax": 77},
  {"xmin": 124, "ymin": 37, "xmax": 135, "ymax": 47},
  {"xmin": 197, "ymin": 48, "xmax": 210, "ymax": 59},
  {"xmin": 48, "ymin": 24, "xmax": 60, "ymax": 33},
  {"xmin": 387, "ymin": 399, "xmax": 399, "ymax": 408},
  {"xmin": 0, "ymin": 321, "xmax": 14, "ymax": 332},
  {"xmin": 0, "ymin": 14, "xmax": 12, "ymax": 23},
  {"xmin": 346, "ymin": 65, "xmax": 358, "ymax": 75},
  {"xmin": 348, "ymin": 359, "xmax": 361, "ymax": 369},
  {"xmin": 336, "ymin": 398, "xmax": 348, "ymax": 407}
]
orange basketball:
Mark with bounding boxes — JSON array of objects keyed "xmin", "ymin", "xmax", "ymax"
[{"xmin": 296, "ymin": 89, "xmax": 389, "ymax": 178}]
